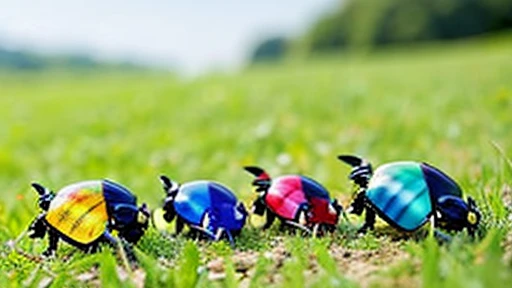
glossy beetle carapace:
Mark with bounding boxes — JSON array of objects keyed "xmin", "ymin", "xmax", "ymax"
[
  {"xmin": 27, "ymin": 180, "xmax": 149, "ymax": 259},
  {"xmin": 338, "ymin": 155, "xmax": 480, "ymax": 237},
  {"xmin": 159, "ymin": 175, "xmax": 247, "ymax": 245},
  {"xmin": 244, "ymin": 166, "xmax": 342, "ymax": 235}
]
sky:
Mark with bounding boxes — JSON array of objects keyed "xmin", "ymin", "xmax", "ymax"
[{"xmin": 0, "ymin": 1, "xmax": 338, "ymax": 74}]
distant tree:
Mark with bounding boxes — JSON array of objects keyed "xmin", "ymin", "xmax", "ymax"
[
  {"xmin": 0, "ymin": 45, "xmax": 146, "ymax": 71},
  {"xmin": 304, "ymin": 11, "xmax": 348, "ymax": 53},
  {"xmin": 63, "ymin": 55, "xmax": 99, "ymax": 68},
  {"xmin": 250, "ymin": 37, "xmax": 288, "ymax": 63},
  {"xmin": 0, "ymin": 48, "xmax": 46, "ymax": 70},
  {"xmin": 301, "ymin": 0, "xmax": 512, "ymax": 54}
]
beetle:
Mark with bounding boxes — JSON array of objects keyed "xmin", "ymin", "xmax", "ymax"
[
  {"xmin": 244, "ymin": 166, "xmax": 342, "ymax": 235},
  {"xmin": 337, "ymin": 155, "xmax": 481, "ymax": 237},
  {"xmin": 159, "ymin": 175, "xmax": 248, "ymax": 245},
  {"xmin": 27, "ymin": 180, "xmax": 149, "ymax": 259}
]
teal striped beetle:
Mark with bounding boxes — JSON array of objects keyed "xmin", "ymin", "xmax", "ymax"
[{"xmin": 338, "ymin": 155, "xmax": 480, "ymax": 238}]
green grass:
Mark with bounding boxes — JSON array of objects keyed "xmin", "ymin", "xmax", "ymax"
[{"xmin": 1, "ymin": 34, "xmax": 512, "ymax": 287}]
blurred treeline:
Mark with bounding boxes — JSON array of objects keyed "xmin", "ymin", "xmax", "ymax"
[
  {"xmin": 251, "ymin": 0, "xmax": 512, "ymax": 62},
  {"xmin": 0, "ymin": 47, "xmax": 143, "ymax": 71}
]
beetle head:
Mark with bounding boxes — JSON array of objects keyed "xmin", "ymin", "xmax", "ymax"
[
  {"xmin": 137, "ymin": 203, "xmax": 150, "ymax": 226},
  {"xmin": 234, "ymin": 202, "xmax": 249, "ymax": 223},
  {"xmin": 244, "ymin": 166, "xmax": 271, "ymax": 192},
  {"xmin": 118, "ymin": 203, "xmax": 150, "ymax": 244},
  {"xmin": 31, "ymin": 182, "xmax": 55, "ymax": 211},
  {"xmin": 337, "ymin": 155, "xmax": 373, "ymax": 188},
  {"xmin": 466, "ymin": 196, "xmax": 481, "ymax": 237},
  {"xmin": 159, "ymin": 175, "xmax": 179, "ymax": 223},
  {"xmin": 436, "ymin": 195, "xmax": 481, "ymax": 236}
]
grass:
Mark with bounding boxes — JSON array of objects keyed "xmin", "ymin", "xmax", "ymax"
[{"xmin": 1, "ymin": 34, "xmax": 512, "ymax": 287}]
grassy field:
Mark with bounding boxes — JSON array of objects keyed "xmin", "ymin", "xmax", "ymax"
[{"xmin": 1, "ymin": 34, "xmax": 512, "ymax": 287}]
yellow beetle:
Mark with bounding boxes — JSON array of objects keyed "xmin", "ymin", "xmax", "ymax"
[{"xmin": 27, "ymin": 179, "xmax": 149, "ymax": 259}]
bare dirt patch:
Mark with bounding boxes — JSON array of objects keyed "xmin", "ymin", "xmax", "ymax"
[{"xmin": 204, "ymin": 238, "xmax": 416, "ymax": 287}]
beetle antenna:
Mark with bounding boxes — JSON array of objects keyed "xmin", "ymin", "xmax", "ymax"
[{"xmin": 159, "ymin": 175, "xmax": 179, "ymax": 194}]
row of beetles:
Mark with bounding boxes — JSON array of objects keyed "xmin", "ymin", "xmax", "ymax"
[{"xmin": 23, "ymin": 154, "xmax": 482, "ymax": 261}]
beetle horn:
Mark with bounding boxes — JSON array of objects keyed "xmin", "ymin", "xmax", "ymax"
[
  {"xmin": 244, "ymin": 166, "xmax": 271, "ymax": 192},
  {"xmin": 337, "ymin": 155, "xmax": 364, "ymax": 167},
  {"xmin": 31, "ymin": 182, "xmax": 49, "ymax": 196},
  {"xmin": 244, "ymin": 166, "xmax": 271, "ymax": 180},
  {"xmin": 159, "ymin": 175, "xmax": 179, "ymax": 195},
  {"xmin": 31, "ymin": 182, "xmax": 54, "ymax": 211},
  {"xmin": 337, "ymin": 155, "xmax": 372, "ymax": 188}
]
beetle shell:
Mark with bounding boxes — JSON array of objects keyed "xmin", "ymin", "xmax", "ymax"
[
  {"xmin": 265, "ymin": 175, "xmax": 338, "ymax": 225},
  {"xmin": 174, "ymin": 181, "xmax": 246, "ymax": 232},
  {"xmin": 307, "ymin": 197, "xmax": 338, "ymax": 225},
  {"xmin": 366, "ymin": 161, "xmax": 462, "ymax": 231},
  {"xmin": 264, "ymin": 175, "xmax": 308, "ymax": 220},
  {"xmin": 45, "ymin": 180, "xmax": 138, "ymax": 244},
  {"xmin": 299, "ymin": 176, "xmax": 338, "ymax": 225}
]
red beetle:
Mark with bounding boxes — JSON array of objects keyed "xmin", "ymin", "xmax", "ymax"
[{"xmin": 244, "ymin": 166, "xmax": 342, "ymax": 235}]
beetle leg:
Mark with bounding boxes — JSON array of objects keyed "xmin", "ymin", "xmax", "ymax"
[
  {"xmin": 163, "ymin": 201, "xmax": 177, "ymax": 224},
  {"xmin": 120, "ymin": 239, "xmax": 137, "ymax": 266},
  {"xmin": 227, "ymin": 232, "xmax": 235, "ymax": 247},
  {"xmin": 433, "ymin": 229, "xmax": 452, "ymax": 243},
  {"xmin": 358, "ymin": 205, "xmax": 375, "ymax": 234},
  {"xmin": 27, "ymin": 214, "xmax": 47, "ymax": 239},
  {"xmin": 279, "ymin": 220, "xmax": 290, "ymax": 233},
  {"xmin": 102, "ymin": 231, "xmax": 118, "ymax": 247},
  {"xmin": 251, "ymin": 196, "xmax": 266, "ymax": 216},
  {"xmin": 42, "ymin": 229, "xmax": 59, "ymax": 258},
  {"xmin": 105, "ymin": 231, "xmax": 137, "ymax": 265},
  {"xmin": 175, "ymin": 216, "xmax": 185, "ymax": 235},
  {"xmin": 214, "ymin": 227, "xmax": 225, "ymax": 241},
  {"xmin": 298, "ymin": 208, "xmax": 308, "ymax": 226},
  {"xmin": 348, "ymin": 189, "xmax": 367, "ymax": 215},
  {"xmin": 225, "ymin": 230, "xmax": 235, "ymax": 248},
  {"xmin": 365, "ymin": 206, "xmax": 376, "ymax": 229},
  {"xmin": 429, "ymin": 215, "xmax": 452, "ymax": 243},
  {"xmin": 262, "ymin": 209, "xmax": 276, "ymax": 230},
  {"xmin": 283, "ymin": 220, "xmax": 312, "ymax": 234},
  {"xmin": 312, "ymin": 224, "xmax": 320, "ymax": 238}
]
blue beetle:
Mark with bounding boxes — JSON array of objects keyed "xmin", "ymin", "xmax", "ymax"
[
  {"xmin": 159, "ymin": 175, "xmax": 248, "ymax": 245},
  {"xmin": 338, "ymin": 155, "xmax": 481, "ymax": 237}
]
